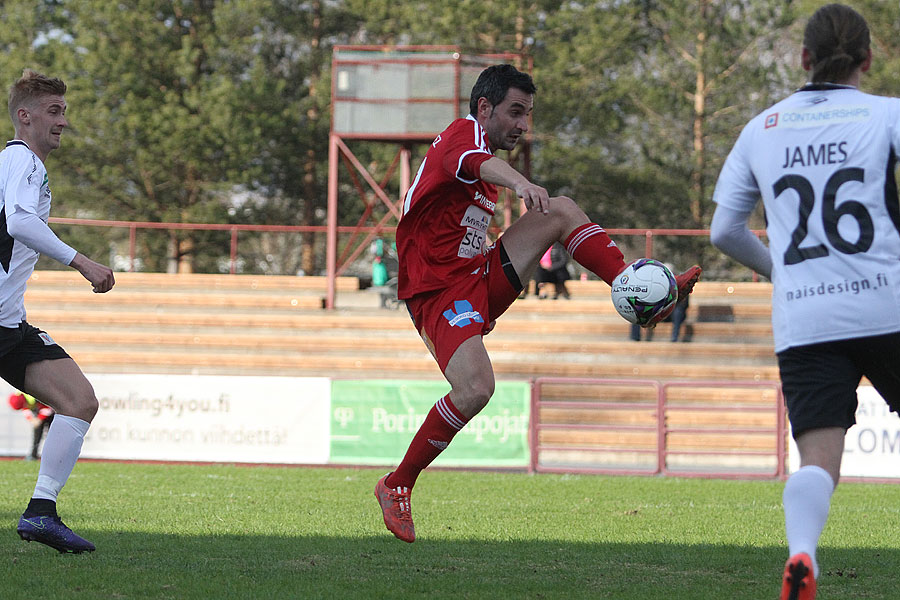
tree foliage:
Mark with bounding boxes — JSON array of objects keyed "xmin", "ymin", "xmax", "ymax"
[{"xmin": 0, "ymin": 0, "xmax": 896, "ymax": 276}]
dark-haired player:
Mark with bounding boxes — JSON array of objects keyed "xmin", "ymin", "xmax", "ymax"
[{"xmin": 375, "ymin": 63, "xmax": 701, "ymax": 543}]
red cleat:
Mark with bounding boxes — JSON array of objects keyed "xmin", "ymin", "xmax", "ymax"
[
  {"xmin": 675, "ymin": 265, "xmax": 702, "ymax": 299},
  {"xmin": 374, "ymin": 473, "xmax": 415, "ymax": 543},
  {"xmin": 780, "ymin": 553, "xmax": 817, "ymax": 600}
]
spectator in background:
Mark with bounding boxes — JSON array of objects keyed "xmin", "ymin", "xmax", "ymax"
[
  {"xmin": 372, "ymin": 256, "xmax": 389, "ymax": 287},
  {"xmin": 536, "ymin": 242, "xmax": 571, "ymax": 299},
  {"xmin": 669, "ymin": 293, "xmax": 690, "ymax": 342},
  {"xmin": 665, "ymin": 263, "xmax": 691, "ymax": 342},
  {"xmin": 534, "ymin": 247, "xmax": 553, "ymax": 298},
  {"xmin": 372, "ymin": 238, "xmax": 401, "ymax": 309},
  {"xmin": 8, "ymin": 391, "xmax": 54, "ymax": 460},
  {"xmin": 630, "ymin": 321, "xmax": 653, "ymax": 342}
]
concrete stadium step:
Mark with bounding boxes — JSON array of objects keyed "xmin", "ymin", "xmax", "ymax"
[
  {"xmin": 23, "ymin": 285, "xmax": 765, "ymax": 313},
  {"xmin": 69, "ymin": 348, "xmax": 778, "ymax": 381},
  {"xmin": 25, "ymin": 288, "xmax": 327, "ymax": 310},
  {"xmin": 23, "ymin": 271, "xmax": 777, "ymax": 380},
  {"xmin": 27, "ymin": 307, "xmax": 773, "ymax": 347},
  {"xmin": 28, "ymin": 270, "xmax": 361, "ymax": 292},
  {"xmin": 44, "ymin": 327, "xmax": 772, "ymax": 360},
  {"xmin": 26, "ymin": 307, "xmax": 772, "ymax": 336},
  {"xmin": 505, "ymin": 297, "xmax": 771, "ymax": 320}
]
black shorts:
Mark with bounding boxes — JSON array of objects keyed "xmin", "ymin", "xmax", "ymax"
[
  {"xmin": 777, "ymin": 331, "xmax": 900, "ymax": 439},
  {"xmin": 0, "ymin": 322, "xmax": 70, "ymax": 392}
]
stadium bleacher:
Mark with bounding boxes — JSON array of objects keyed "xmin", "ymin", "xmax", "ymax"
[
  {"xmin": 23, "ymin": 270, "xmax": 784, "ymax": 475},
  {"xmin": 23, "ymin": 270, "xmax": 776, "ymax": 381},
  {"xmin": 22, "ymin": 270, "xmax": 777, "ymax": 378}
]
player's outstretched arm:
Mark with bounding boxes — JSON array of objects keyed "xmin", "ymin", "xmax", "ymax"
[
  {"xmin": 478, "ymin": 157, "xmax": 550, "ymax": 214},
  {"xmin": 69, "ymin": 253, "xmax": 115, "ymax": 293}
]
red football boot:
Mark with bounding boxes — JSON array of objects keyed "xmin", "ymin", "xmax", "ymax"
[
  {"xmin": 780, "ymin": 553, "xmax": 817, "ymax": 600},
  {"xmin": 374, "ymin": 473, "xmax": 415, "ymax": 543}
]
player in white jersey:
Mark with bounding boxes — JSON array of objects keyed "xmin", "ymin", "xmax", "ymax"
[
  {"xmin": 2, "ymin": 70, "xmax": 115, "ymax": 553},
  {"xmin": 710, "ymin": 5, "xmax": 900, "ymax": 599}
]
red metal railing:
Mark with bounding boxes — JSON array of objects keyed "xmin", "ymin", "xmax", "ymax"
[
  {"xmin": 50, "ymin": 217, "xmax": 765, "ymax": 271},
  {"xmin": 48, "ymin": 216, "xmax": 767, "ymax": 309},
  {"xmin": 530, "ymin": 377, "xmax": 786, "ymax": 480},
  {"xmin": 529, "ymin": 377, "xmax": 664, "ymax": 476},
  {"xmin": 49, "ymin": 217, "xmax": 381, "ymax": 274}
]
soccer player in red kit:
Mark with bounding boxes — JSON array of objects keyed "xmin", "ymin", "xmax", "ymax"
[{"xmin": 375, "ymin": 64, "xmax": 701, "ymax": 542}]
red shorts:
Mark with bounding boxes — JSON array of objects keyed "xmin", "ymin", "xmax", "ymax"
[{"xmin": 405, "ymin": 241, "xmax": 522, "ymax": 373}]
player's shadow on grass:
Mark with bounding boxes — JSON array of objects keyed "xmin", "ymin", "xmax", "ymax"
[{"xmin": 2, "ymin": 534, "xmax": 896, "ymax": 599}]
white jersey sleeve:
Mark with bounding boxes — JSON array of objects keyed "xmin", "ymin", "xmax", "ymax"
[
  {"xmin": 0, "ymin": 141, "xmax": 76, "ymax": 326},
  {"xmin": 7, "ymin": 208, "xmax": 77, "ymax": 265},
  {"xmin": 2, "ymin": 143, "xmax": 76, "ymax": 264},
  {"xmin": 713, "ymin": 86, "xmax": 900, "ymax": 352}
]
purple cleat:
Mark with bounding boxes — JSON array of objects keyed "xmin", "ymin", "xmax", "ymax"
[{"xmin": 17, "ymin": 515, "xmax": 95, "ymax": 554}]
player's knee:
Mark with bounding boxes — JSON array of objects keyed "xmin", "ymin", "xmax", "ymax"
[
  {"xmin": 79, "ymin": 393, "xmax": 99, "ymax": 422},
  {"xmin": 471, "ymin": 380, "xmax": 494, "ymax": 409},
  {"xmin": 551, "ymin": 195, "xmax": 587, "ymax": 225},
  {"xmin": 454, "ymin": 374, "xmax": 495, "ymax": 415},
  {"xmin": 60, "ymin": 387, "xmax": 99, "ymax": 422},
  {"xmin": 473, "ymin": 376, "xmax": 495, "ymax": 408},
  {"xmin": 553, "ymin": 195, "xmax": 579, "ymax": 214}
]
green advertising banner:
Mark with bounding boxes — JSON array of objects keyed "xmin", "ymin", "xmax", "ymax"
[{"xmin": 330, "ymin": 380, "xmax": 530, "ymax": 467}]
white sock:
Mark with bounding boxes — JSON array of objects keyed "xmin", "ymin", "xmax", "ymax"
[
  {"xmin": 32, "ymin": 415, "xmax": 90, "ymax": 502},
  {"xmin": 783, "ymin": 465, "xmax": 835, "ymax": 578}
]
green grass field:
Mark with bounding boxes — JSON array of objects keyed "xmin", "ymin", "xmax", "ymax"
[{"xmin": 2, "ymin": 461, "xmax": 900, "ymax": 599}]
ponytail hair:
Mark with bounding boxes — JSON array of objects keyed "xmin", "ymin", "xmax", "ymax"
[{"xmin": 803, "ymin": 3, "xmax": 870, "ymax": 84}]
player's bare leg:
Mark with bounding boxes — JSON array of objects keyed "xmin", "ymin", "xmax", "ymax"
[
  {"xmin": 17, "ymin": 358, "xmax": 98, "ymax": 553},
  {"xmin": 501, "ymin": 196, "xmax": 701, "ymax": 296},
  {"xmin": 375, "ymin": 336, "xmax": 493, "ymax": 542},
  {"xmin": 24, "ymin": 358, "xmax": 98, "ymax": 421},
  {"xmin": 500, "ymin": 196, "xmax": 608, "ymax": 283},
  {"xmin": 796, "ymin": 428, "xmax": 844, "ymax": 484},
  {"xmin": 443, "ymin": 336, "xmax": 495, "ymax": 419}
]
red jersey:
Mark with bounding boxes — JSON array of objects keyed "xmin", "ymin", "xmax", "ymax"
[{"xmin": 397, "ymin": 116, "xmax": 497, "ymax": 299}]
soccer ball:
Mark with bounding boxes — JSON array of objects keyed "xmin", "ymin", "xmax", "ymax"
[{"xmin": 610, "ymin": 259, "xmax": 678, "ymax": 326}]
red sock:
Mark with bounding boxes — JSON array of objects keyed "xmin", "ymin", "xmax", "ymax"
[
  {"xmin": 386, "ymin": 395, "xmax": 468, "ymax": 489},
  {"xmin": 564, "ymin": 223, "xmax": 626, "ymax": 285}
]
